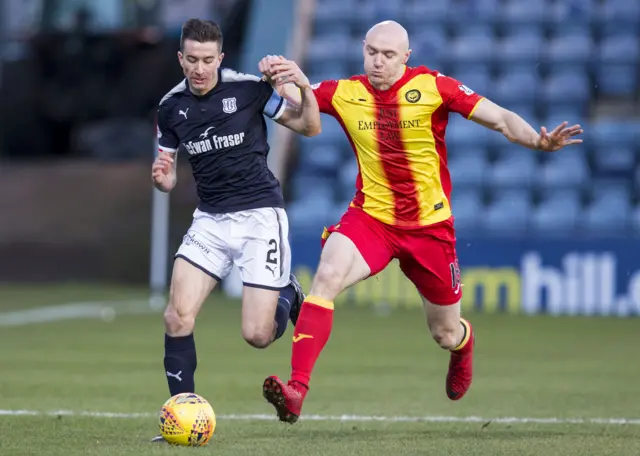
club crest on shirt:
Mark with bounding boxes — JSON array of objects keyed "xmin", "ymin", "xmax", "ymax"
[
  {"xmin": 405, "ymin": 89, "xmax": 421, "ymax": 103},
  {"xmin": 222, "ymin": 97, "xmax": 237, "ymax": 114}
]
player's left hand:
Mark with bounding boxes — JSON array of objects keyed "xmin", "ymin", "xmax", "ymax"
[
  {"xmin": 536, "ymin": 121, "xmax": 583, "ymax": 152},
  {"xmin": 268, "ymin": 58, "xmax": 311, "ymax": 90}
]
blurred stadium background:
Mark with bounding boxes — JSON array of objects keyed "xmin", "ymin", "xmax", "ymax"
[
  {"xmin": 0, "ymin": 1, "xmax": 639, "ymax": 454},
  {"xmin": 1, "ymin": 0, "xmax": 639, "ymax": 315}
]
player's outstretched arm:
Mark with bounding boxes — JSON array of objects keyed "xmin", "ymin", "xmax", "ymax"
[{"xmin": 469, "ymin": 99, "xmax": 583, "ymax": 152}]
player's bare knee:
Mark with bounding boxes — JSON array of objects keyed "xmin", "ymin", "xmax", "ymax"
[
  {"xmin": 430, "ymin": 324, "xmax": 459, "ymax": 350},
  {"xmin": 164, "ymin": 304, "xmax": 196, "ymax": 337},
  {"xmin": 310, "ymin": 261, "xmax": 345, "ymax": 299},
  {"xmin": 242, "ymin": 326, "xmax": 273, "ymax": 349}
]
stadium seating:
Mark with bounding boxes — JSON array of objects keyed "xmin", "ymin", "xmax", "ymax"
[{"xmin": 290, "ymin": 0, "xmax": 640, "ymax": 238}]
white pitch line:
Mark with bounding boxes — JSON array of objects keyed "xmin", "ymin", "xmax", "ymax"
[
  {"xmin": 0, "ymin": 300, "xmax": 155, "ymax": 327},
  {"xmin": 1, "ymin": 409, "xmax": 639, "ymax": 425}
]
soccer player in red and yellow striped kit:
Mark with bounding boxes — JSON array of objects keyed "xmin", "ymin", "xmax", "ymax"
[{"xmin": 258, "ymin": 20, "xmax": 583, "ymax": 423}]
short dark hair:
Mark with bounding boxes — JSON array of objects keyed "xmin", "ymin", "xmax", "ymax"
[{"xmin": 180, "ymin": 19, "xmax": 223, "ymax": 52}]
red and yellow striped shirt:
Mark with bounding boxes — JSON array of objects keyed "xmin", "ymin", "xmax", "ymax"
[{"xmin": 312, "ymin": 65, "xmax": 485, "ymax": 229}]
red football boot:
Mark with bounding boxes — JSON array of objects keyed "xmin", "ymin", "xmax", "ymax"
[
  {"xmin": 446, "ymin": 323, "xmax": 475, "ymax": 401},
  {"xmin": 262, "ymin": 376, "xmax": 307, "ymax": 424}
]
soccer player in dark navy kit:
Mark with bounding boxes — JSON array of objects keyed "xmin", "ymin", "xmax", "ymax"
[{"xmin": 150, "ymin": 19, "xmax": 320, "ymax": 441}]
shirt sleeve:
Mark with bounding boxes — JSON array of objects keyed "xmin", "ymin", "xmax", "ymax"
[
  {"xmin": 157, "ymin": 105, "xmax": 179, "ymax": 153},
  {"xmin": 435, "ymin": 73, "xmax": 485, "ymax": 119},
  {"xmin": 311, "ymin": 80, "xmax": 339, "ymax": 116},
  {"xmin": 256, "ymin": 80, "xmax": 288, "ymax": 120}
]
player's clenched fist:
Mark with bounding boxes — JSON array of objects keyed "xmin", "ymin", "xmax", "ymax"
[{"xmin": 152, "ymin": 151, "xmax": 176, "ymax": 192}]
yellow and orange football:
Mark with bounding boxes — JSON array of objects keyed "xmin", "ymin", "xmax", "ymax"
[{"xmin": 158, "ymin": 393, "xmax": 216, "ymax": 446}]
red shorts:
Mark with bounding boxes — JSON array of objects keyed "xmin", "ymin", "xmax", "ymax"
[{"xmin": 321, "ymin": 207, "xmax": 461, "ymax": 305}]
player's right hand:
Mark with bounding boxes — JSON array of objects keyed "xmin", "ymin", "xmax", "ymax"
[
  {"xmin": 258, "ymin": 55, "xmax": 285, "ymax": 86},
  {"xmin": 152, "ymin": 151, "xmax": 176, "ymax": 192},
  {"xmin": 268, "ymin": 58, "xmax": 310, "ymax": 90}
]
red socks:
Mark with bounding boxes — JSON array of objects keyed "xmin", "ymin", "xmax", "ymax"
[{"xmin": 290, "ymin": 296, "xmax": 334, "ymax": 387}]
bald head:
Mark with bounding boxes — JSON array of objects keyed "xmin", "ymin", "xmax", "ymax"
[
  {"xmin": 362, "ymin": 21, "xmax": 411, "ymax": 90},
  {"xmin": 365, "ymin": 21, "xmax": 409, "ymax": 53}
]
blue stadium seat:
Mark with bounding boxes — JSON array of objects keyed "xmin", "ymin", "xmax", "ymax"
[
  {"xmin": 599, "ymin": 21, "xmax": 640, "ymax": 39},
  {"xmin": 539, "ymin": 106, "xmax": 586, "ymax": 126},
  {"xmin": 349, "ymin": 2, "xmax": 381, "ymax": 37},
  {"xmin": 446, "ymin": 114, "xmax": 493, "ymax": 148},
  {"xmin": 598, "ymin": 35, "xmax": 640, "ymax": 65},
  {"xmin": 313, "ymin": 0, "xmax": 354, "ymax": 37},
  {"xmin": 538, "ymin": 148, "xmax": 589, "ymax": 190},
  {"xmin": 531, "ymin": 189, "xmax": 581, "ymax": 234},
  {"xmin": 481, "ymin": 190, "xmax": 532, "ymax": 235},
  {"xmin": 490, "ymin": 70, "xmax": 539, "ymax": 106},
  {"xmin": 545, "ymin": 35, "xmax": 593, "ymax": 70},
  {"xmin": 448, "ymin": 154, "xmax": 487, "ymax": 189},
  {"xmin": 595, "ymin": 65, "xmax": 638, "ymax": 97},
  {"xmin": 490, "ymin": 152, "xmax": 537, "ymax": 189},
  {"xmin": 327, "ymin": 202, "xmax": 350, "ymax": 226},
  {"xmin": 298, "ymin": 144, "xmax": 343, "ymax": 174},
  {"xmin": 551, "ymin": 0, "xmax": 597, "ymax": 22},
  {"xmin": 595, "ymin": 36, "xmax": 639, "ymax": 95},
  {"xmin": 288, "ymin": 193, "xmax": 335, "ymax": 232},
  {"xmin": 590, "ymin": 120, "xmax": 638, "ymax": 151},
  {"xmin": 495, "ymin": 35, "xmax": 543, "ymax": 70},
  {"xmin": 411, "ymin": 26, "xmax": 447, "ymax": 64},
  {"xmin": 450, "ymin": 69, "xmax": 491, "ymax": 97},
  {"xmin": 307, "ymin": 69, "xmax": 346, "ymax": 85},
  {"xmin": 502, "ymin": 23, "xmax": 544, "ymax": 39},
  {"xmin": 403, "ymin": 1, "xmax": 450, "ymax": 28},
  {"xmin": 588, "ymin": 179, "xmax": 633, "ymax": 197},
  {"xmin": 450, "ymin": 190, "xmax": 483, "ymax": 231},
  {"xmin": 446, "ymin": 35, "xmax": 494, "ymax": 65},
  {"xmin": 540, "ymin": 71, "xmax": 590, "ymax": 111},
  {"xmin": 580, "ymin": 185, "xmax": 632, "ymax": 234},
  {"xmin": 345, "ymin": 38, "xmax": 368, "ymax": 72},
  {"xmin": 498, "ymin": 0, "xmax": 547, "ymax": 26},
  {"xmin": 598, "ymin": 0, "xmax": 640, "ymax": 29},
  {"xmin": 592, "ymin": 147, "xmax": 636, "ymax": 174},
  {"xmin": 308, "ymin": 117, "xmax": 345, "ymax": 145},
  {"xmin": 368, "ymin": 0, "xmax": 404, "ymax": 17},
  {"xmin": 307, "ymin": 61, "xmax": 349, "ymax": 80},
  {"xmin": 289, "ymin": 174, "xmax": 335, "ymax": 202},
  {"xmin": 306, "ymin": 36, "xmax": 349, "ymax": 74},
  {"xmin": 448, "ymin": 145, "xmax": 489, "ymax": 161},
  {"xmin": 448, "ymin": 63, "xmax": 491, "ymax": 81},
  {"xmin": 450, "ymin": 23, "xmax": 494, "ymax": 40},
  {"xmin": 548, "ymin": 22, "xmax": 591, "ymax": 40},
  {"xmin": 337, "ymin": 159, "xmax": 359, "ymax": 198},
  {"xmin": 633, "ymin": 205, "xmax": 640, "ymax": 235},
  {"xmin": 449, "ymin": 0, "xmax": 501, "ymax": 23}
]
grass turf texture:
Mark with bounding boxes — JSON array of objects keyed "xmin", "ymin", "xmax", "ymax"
[{"xmin": 0, "ymin": 284, "xmax": 639, "ymax": 455}]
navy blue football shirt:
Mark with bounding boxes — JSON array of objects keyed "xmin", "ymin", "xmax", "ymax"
[{"xmin": 157, "ymin": 68, "xmax": 288, "ymax": 213}]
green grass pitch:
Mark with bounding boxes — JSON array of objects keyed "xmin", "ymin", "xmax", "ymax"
[{"xmin": 0, "ymin": 284, "xmax": 639, "ymax": 455}]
